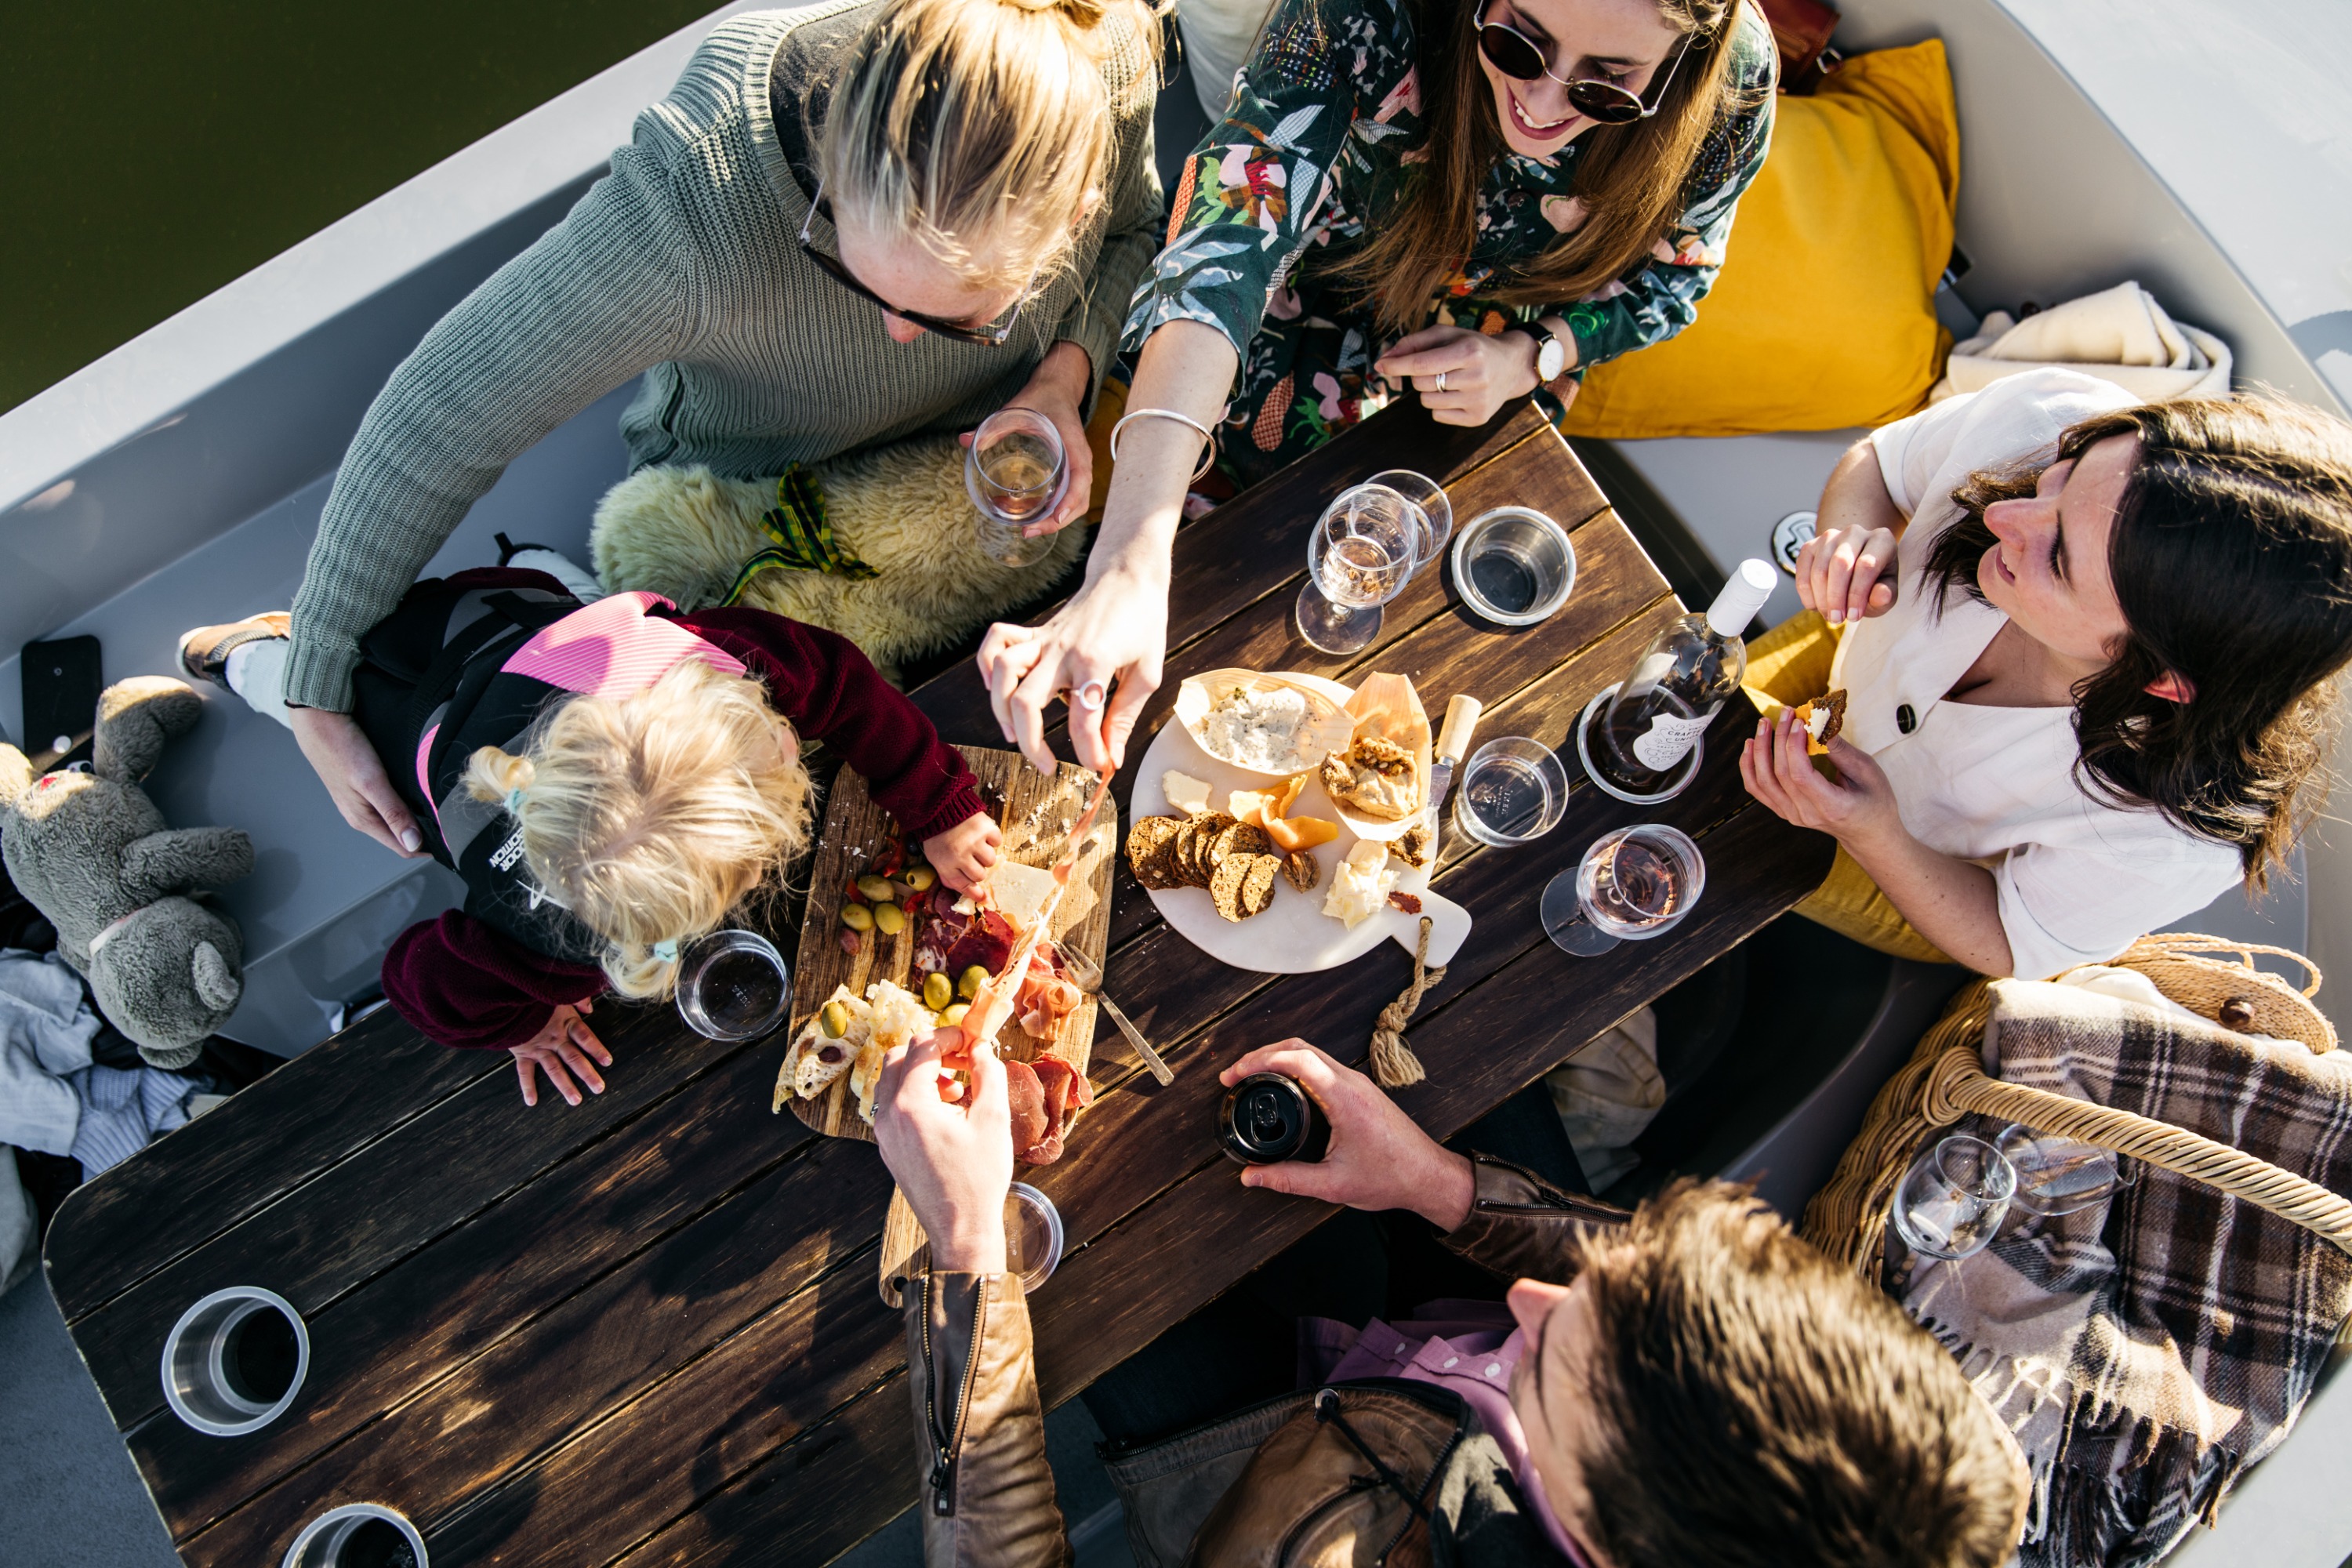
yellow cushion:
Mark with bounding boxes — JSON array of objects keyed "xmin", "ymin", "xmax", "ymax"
[
  {"xmin": 1559, "ymin": 40, "xmax": 1960, "ymax": 438},
  {"xmin": 1798, "ymin": 846, "xmax": 1955, "ymax": 965}
]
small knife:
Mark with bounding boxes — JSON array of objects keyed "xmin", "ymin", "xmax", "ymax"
[{"xmin": 1428, "ymin": 693, "xmax": 1483, "ymax": 813}]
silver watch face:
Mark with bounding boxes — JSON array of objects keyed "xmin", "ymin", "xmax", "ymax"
[{"xmin": 1537, "ymin": 335, "xmax": 1566, "ymax": 383}]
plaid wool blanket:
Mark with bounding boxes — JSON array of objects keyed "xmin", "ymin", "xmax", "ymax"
[{"xmin": 1900, "ymin": 974, "xmax": 2352, "ymax": 1568}]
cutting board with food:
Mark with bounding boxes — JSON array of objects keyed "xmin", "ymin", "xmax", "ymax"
[
  {"xmin": 1130, "ymin": 670, "xmax": 1475, "ymax": 975},
  {"xmin": 775, "ymin": 746, "xmax": 1116, "ymax": 1153}
]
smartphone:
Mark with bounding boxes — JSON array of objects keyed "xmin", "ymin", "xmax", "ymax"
[{"xmin": 23, "ymin": 636, "xmax": 102, "ymax": 770}]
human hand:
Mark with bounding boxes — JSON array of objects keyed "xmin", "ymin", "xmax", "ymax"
[
  {"xmin": 875, "ymin": 1026, "xmax": 1013, "ymax": 1272},
  {"xmin": 924, "ymin": 814, "xmax": 1004, "ymax": 895},
  {"xmin": 1374, "ymin": 326, "xmax": 1538, "ymax": 427},
  {"xmin": 964, "ymin": 340, "xmax": 1095, "ymax": 535},
  {"xmin": 1738, "ymin": 708, "xmax": 1903, "ymax": 848},
  {"xmin": 977, "ymin": 568, "xmax": 1166, "ymax": 775},
  {"xmin": 510, "ymin": 1000, "xmax": 611, "ymax": 1107},
  {"xmin": 1795, "ymin": 520, "xmax": 1900, "ymax": 626},
  {"xmin": 1219, "ymin": 1040, "xmax": 1475, "ymax": 1230},
  {"xmin": 289, "ymin": 706, "xmax": 426, "ymax": 858}
]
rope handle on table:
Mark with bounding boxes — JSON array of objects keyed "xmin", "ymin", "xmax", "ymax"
[
  {"xmin": 1920, "ymin": 1049, "xmax": 2352, "ymax": 1255},
  {"xmin": 1370, "ymin": 916, "xmax": 1445, "ymax": 1088}
]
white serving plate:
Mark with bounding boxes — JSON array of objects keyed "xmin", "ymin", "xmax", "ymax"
[{"xmin": 1134, "ymin": 673, "xmax": 1473, "ymax": 975}]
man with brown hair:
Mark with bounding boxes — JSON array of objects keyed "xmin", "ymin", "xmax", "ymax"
[{"xmin": 876, "ymin": 1034, "xmax": 2026, "ymax": 1567}]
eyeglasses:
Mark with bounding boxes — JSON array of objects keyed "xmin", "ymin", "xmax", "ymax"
[
  {"xmin": 797, "ymin": 182, "xmax": 1029, "ymax": 347},
  {"xmin": 1473, "ymin": 0, "xmax": 1697, "ymax": 125}
]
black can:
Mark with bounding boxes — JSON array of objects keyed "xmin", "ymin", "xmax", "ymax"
[{"xmin": 1218, "ymin": 1073, "xmax": 1331, "ymax": 1165}]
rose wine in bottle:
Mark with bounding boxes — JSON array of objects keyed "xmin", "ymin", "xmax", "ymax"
[{"xmin": 1592, "ymin": 558, "xmax": 1777, "ymax": 793}]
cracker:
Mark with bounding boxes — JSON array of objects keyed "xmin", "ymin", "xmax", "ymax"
[
  {"xmin": 1186, "ymin": 811, "xmax": 1235, "ymax": 886},
  {"xmin": 1282, "ymin": 850, "xmax": 1320, "ymax": 893},
  {"xmin": 1238, "ymin": 854, "xmax": 1280, "ymax": 917},
  {"xmin": 1208, "ymin": 820, "xmax": 1272, "ymax": 877},
  {"xmin": 1126, "ymin": 816, "xmax": 1181, "ymax": 889},
  {"xmin": 1208, "ymin": 851, "xmax": 1255, "ymax": 921}
]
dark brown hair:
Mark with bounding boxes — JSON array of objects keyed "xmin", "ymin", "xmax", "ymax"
[
  {"xmin": 1335, "ymin": 0, "xmax": 1762, "ymax": 335},
  {"xmin": 1566, "ymin": 1181, "xmax": 2024, "ymax": 1568},
  {"xmin": 1925, "ymin": 397, "xmax": 2352, "ymax": 886}
]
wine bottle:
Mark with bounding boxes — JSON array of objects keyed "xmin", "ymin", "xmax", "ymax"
[{"xmin": 1594, "ymin": 559, "xmax": 1777, "ymax": 791}]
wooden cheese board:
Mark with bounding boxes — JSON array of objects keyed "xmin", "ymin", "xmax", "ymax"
[{"xmin": 785, "ymin": 743, "xmax": 1118, "ymax": 1140}]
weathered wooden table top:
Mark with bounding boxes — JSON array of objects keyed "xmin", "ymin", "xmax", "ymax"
[{"xmin": 43, "ymin": 401, "xmax": 1832, "ymax": 1567}]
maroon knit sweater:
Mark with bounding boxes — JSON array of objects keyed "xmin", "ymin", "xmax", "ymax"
[{"xmin": 382, "ymin": 608, "xmax": 982, "ymax": 1051}]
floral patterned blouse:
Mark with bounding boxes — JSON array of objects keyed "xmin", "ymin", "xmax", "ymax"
[{"xmin": 1126, "ymin": 0, "xmax": 1777, "ymax": 476}]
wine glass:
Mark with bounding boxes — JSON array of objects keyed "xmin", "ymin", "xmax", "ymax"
[
  {"xmin": 1996, "ymin": 1125, "xmax": 2136, "ymax": 1218},
  {"xmin": 1367, "ymin": 469, "xmax": 1454, "ymax": 567},
  {"xmin": 1295, "ymin": 483, "xmax": 1423, "ymax": 655},
  {"xmin": 1540, "ymin": 824, "xmax": 1704, "ymax": 956},
  {"xmin": 966, "ymin": 408, "xmax": 1068, "ymax": 568},
  {"xmin": 1891, "ymin": 1134, "xmax": 2016, "ymax": 1261}
]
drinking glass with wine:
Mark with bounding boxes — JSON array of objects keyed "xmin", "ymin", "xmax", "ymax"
[
  {"xmin": 1540, "ymin": 823, "xmax": 1706, "ymax": 956},
  {"xmin": 966, "ymin": 408, "xmax": 1069, "ymax": 568},
  {"xmin": 1295, "ymin": 483, "xmax": 1424, "ymax": 655}
]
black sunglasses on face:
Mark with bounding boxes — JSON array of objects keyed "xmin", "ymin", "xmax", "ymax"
[
  {"xmin": 1472, "ymin": 0, "xmax": 1697, "ymax": 125},
  {"xmin": 798, "ymin": 186, "xmax": 1028, "ymax": 347}
]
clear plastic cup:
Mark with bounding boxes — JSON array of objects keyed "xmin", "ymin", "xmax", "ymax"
[
  {"xmin": 675, "ymin": 930, "xmax": 792, "ymax": 1041},
  {"xmin": 1005, "ymin": 1182, "xmax": 1065, "ymax": 1290},
  {"xmin": 1450, "ymin": 506, "xmax": 1575, "ymax": 626},
  {"xmin": 1451, "ymin": 738, "xmax": 1569, "ymax": 846}
]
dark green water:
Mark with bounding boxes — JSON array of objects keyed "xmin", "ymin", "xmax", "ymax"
[{"xmin": 0, "ymin": 1, "xmax": 717, "ymax": 415}]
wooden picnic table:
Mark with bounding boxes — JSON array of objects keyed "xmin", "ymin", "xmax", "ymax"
[{"xmin": 42, "ymin": 400, "xmax": 1832, "ymax": 1567}]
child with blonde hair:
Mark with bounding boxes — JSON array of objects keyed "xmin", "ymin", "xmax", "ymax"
[{"xmin": 181, "ymin": 567, "xmax": 998, "ymax": 1105}]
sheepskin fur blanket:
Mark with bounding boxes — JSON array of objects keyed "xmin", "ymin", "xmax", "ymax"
[{"xmin": 589, "ymin": 436, "xmax": 1086, "ymax": 680}]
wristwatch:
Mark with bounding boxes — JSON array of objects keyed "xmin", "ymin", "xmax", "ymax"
[{"xmin": 1531, "ymin": 321, "xmax": 1572, "ymax": 384}]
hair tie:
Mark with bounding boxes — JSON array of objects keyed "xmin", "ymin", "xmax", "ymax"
[
  {"xmin": 653, "ymin": 938, "xmax": 680, "ymax": 963},
  {"xmin": 505, "ymin": 786, "xmax": 527, "ymax": 817}
]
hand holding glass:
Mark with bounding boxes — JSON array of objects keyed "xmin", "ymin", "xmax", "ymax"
[
  {"xmin": 1295, "ymin": 484, "xmax": 1423, "ymax": 655},
  {"xmin": 967, "ymin": 408, "xmax": 1069, "ymax": 568}
]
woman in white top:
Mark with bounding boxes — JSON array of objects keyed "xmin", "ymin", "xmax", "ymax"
[{"xmin": 1741, "ymin": 367, "xmax": 2352, "ymax": 978}]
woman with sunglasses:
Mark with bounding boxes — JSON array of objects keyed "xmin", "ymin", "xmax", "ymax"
[
  {"xmin": 980, "ymin": 0, "xmax": 1773, "ymax": 775},
  {"xmin": 279, "ymin": 0, "xmax": 1164, "ymax": 859}
]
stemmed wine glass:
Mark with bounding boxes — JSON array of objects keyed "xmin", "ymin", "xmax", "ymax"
[
  {"xmin": 966, "ymin": 408, "xmax": 1068, "ymax": 568},
  {"xmin": 1541, "ymin": 823, "xmax": 1704, "ymax": 956},
  {"xmin": 1295, "ymin": 483, "xmax": 1424, "ymax": 655},
  {"xmin": 1367, "ymin": 469, "xmax": 1454, "ymax": 567},
  {"xmin": 1891, "ymin": 1134, "xmax": 2017, "ymax": 1261}
]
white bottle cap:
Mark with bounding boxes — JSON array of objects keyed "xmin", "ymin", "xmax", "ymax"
[{"xmin": 1704, "ymin": 558, "xmax": 1778, "ymax": 637}]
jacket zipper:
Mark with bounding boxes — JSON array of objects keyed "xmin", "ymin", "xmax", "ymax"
[{"xmin": 923, "ymin": 1279, "xmax": 990, "ymax": 1516}]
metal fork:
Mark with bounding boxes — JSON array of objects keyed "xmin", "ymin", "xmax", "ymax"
[{"xmin": 1057, "ymin": 945, "xmax": 1175, "ymax": 1084}]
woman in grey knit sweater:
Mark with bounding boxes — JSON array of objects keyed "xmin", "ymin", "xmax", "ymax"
[{"xmin": 285, "ymin": 0, "xmax": 1163, "ymax": 857}]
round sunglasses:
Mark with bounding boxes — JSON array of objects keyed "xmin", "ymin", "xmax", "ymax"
[{"xmin": 1472, "ymin": 0, "xmax": 1697, "ymax": 125}]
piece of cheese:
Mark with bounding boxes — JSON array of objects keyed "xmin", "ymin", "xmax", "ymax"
[
  {"xmin": 1163, "ymin": 770, "xmax": 1213, "ymax": 817},
  {"xmin": 1265, "ymin": 814, "xmax": 1340, "ymax": 854},
  {"xmin": 989, "ymin": 860, "xmax": 1058, "ymax": 933},
  {"xmin": 1322, "ymin": 840, "xmax": 1396, "ymax": 928},
  {"xmin": 1229, "ymin": 788, "xmax": 1277, "ymax": 827}
]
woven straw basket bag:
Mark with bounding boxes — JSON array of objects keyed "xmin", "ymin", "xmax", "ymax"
[{"xmin": 1799, "ymin": 933, "xmax": 2352, "ymax": 1273}]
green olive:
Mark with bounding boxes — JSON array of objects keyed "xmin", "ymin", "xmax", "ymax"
[
  {"xmin": 818, "ymin": 1000, "xmax": 850, "ymax": 1039},
  {"xmin": 839, "ymin": 903, "xmax": 874, "ymax": 932},
  {"xmin": 923, "ymin": 971, "xmax": 953, "ymax": 1011},
  {"xmin": 902, "ymin": 866, "xmax": 937, "ymax": 894},
  {"xmin": 855, "ymin": 874, "xmax": 895, "ymax": 903},
  {"xmin": 940, "ymin": 1002, "xmax": 970, "ymax": 1027},
  {"xmin": 872, "ymin": 902, "xmax": 907, "ymax": 936},
  {"xmin": 958, "ymin": 964, "xmax": 990, "ymax": 1000}
]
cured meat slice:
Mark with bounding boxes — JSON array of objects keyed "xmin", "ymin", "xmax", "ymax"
[{"xmin": 1004, "ymin": 1056, "xmax": 1050, "ymax": 1157}]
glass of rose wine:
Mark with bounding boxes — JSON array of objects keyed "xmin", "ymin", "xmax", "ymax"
[
  {"xmin": 966, "ymin": 408, "xmax": 1068, "ymax": 568},
  {"xmin": 1295, "ymin": 483, "xmax": 1424, "ymax": 654},
  {"xmin": 1540, "ymin": 823, "xmax": 1705, "ymax": 956}
]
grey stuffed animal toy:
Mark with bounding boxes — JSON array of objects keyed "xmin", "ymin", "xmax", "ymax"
[{"xmin": 0, "ymin": 677, "xmax": 252, "ymax": 1069}]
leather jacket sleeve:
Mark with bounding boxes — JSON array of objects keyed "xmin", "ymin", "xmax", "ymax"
[
  {"xmin": 905, "ymin": 1270, "xmax": 1071, "ymax": 1568},
  {"xmin": 1440, "ymin": 1154, "xmax": 1632, "ymax": 1284}
]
